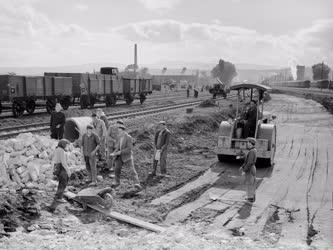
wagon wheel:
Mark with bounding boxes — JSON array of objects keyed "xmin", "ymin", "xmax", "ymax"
[
  {"xmin": 105, "ymin": 96, "xmax": 112, "ymax": 107},
  {"xmin": 139, "ymin": 94, "xmax": 146, "ymax": 104},
  {"xmin": 125, "ymin": 95, "xmax": 134, "ymax": 105},
  {"xmin": 89, "ymin": 96, "xmax": 95, "ymax": 108},
  {"xmin": 12, "ymin": 101, "xmax": 24, "ymax": 117},
  {"xmin": 111, "ymin": 95, "xmax": 117, "ymax": 106},
  {"xmin": 46, "ymin": 99, "xmax": 55, "ymax": 114},
  {"xmin": 26, "ymin": 100, "xmax": 36, "ymax": 114},
  {"xmin": 60, "ymin": 98, "xmax": 70, "ymax": 110},
  {"xmin": 80, "ymin": 95, "xmax": 88, "ymax": 109}
]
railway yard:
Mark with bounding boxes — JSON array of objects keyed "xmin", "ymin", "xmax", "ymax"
[{"xmin": 0, "ymin": 86, "xmax": 332, "ymax": 250}]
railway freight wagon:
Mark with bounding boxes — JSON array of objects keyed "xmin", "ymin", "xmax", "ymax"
[
  {"xmin": 0, "ymin": 74, "xmax": 72, "ymax": 117},
  {"xmin": 45, "ymin": 67, "xmax": 152, "ymax": 108}
]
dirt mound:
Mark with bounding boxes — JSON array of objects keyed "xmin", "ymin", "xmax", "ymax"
[{"xmin": 174, "ymin": 113, "xmax": 224, "ymax": 135}]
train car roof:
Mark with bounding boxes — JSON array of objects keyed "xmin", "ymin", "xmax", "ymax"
[{"xmin": 230, "ymin": 82, "xmax": 271, "ymax": 91}]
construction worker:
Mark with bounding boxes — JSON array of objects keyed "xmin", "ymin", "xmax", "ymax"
[
  {"xmin": 106, "ymin": 124, "xmax": 117, "ymax": 171},
  {"xmin": 186, "ymin": 86, "xmax": 190, "ymax": 98},
  {"xmin": 194, "ymin": 87, "xmax": 199, "ymax": 98},
  {"xmin": 50, "ymin": 103, "xmax": 66, "ymax": 140},
  {"xmin": 242, "ymin": 100, "xmax": 257, "ymax": 138},
  {"xmin": 92, "ymin": 113, "xmax": 107, "ymax": 162},
  {"xmin": 47, "ymin": 139, "xmax": 71, "ymax": 212},
  {"xmin": 96, "ymin": 108, "xmax": 109, "ymax": 129},
  {"xmin": 239, "ymin": 137, "xmax": 257, "ymax": 202},
  {"xmin": 150, "ymin": 121, "xmax": 171, "ymax": 177},
  {"xmin": 81, "ymin": 125, "xmax": 100, "ymax": 186},
  {"xmin": 111, "ymin": 122, "xmax": 142, "ymax": 190}
]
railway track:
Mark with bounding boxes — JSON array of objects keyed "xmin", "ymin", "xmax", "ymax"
[
  {"xmin": 0, "ymin": 96, "xmax": 230, "ymax": 140},
  {"xmin": 0, "ymin": 91, "xmax": 190, "ymax": 118}
]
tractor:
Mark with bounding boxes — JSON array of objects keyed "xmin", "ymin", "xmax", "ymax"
[{"xmin": 216, "ymin": 83, "xmax": 276, "ymax": 166}]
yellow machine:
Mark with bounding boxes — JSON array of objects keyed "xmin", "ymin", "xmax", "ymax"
[{"xmin": 216, "ymin": 83, "xmax": 276, "ymax": 166}]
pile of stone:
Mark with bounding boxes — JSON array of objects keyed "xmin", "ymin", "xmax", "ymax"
[{"xmin": 0, "ymin": 133, "xmax": 84, "ymax": 191}]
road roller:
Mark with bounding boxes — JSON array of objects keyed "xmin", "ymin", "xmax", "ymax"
[{"xmin": 216, "ymin": 82, "xmax": 276, "ymax": 167}]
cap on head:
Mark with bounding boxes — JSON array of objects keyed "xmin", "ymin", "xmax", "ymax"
[
  {"xmin": 91, "ymin": 113, "xmax": 97, "ymax": 118},
  {"xmin": 87, "ymin": 125, "xmax": 93, "ymax": 130},
  {"xmin": 159, "ymin": 121, "xmax": 166, "ymax": 125},
  {"xmin": 247, "ymin": 137, "xmax": 256, "ymax": 145},
  {"xmin": 57, "ymin": 139, "xmax": 70, "ymax": 149}
]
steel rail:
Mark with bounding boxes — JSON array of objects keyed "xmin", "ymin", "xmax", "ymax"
[{"xmin": 0, "ymin": 96, "xmax": 234, "ymax": 140}]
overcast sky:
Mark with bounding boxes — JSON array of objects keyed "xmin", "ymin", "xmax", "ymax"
[{"xmin": 1, "ymin": 0, "xmax": 332, "ymax": 68}]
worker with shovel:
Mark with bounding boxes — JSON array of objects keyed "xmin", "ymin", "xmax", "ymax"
[
  {"xmin": 150, "ymin": 121, "xmax": 171, "ymax": 177},
  {"xmin": 111, "ymin": 122, "xmax": 142, "ymax": 190},
  {"xmin": 239, "ymin": 137, "xmax": 257, "ymax": 202},
  {"xmin": 47, "ymin": 139, "xmax": 71, "ymax": 213}
]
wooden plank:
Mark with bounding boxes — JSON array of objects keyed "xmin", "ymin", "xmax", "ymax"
[{"xmin": 64, "ymin": 191, "xmax": 165, "ymax": 233}]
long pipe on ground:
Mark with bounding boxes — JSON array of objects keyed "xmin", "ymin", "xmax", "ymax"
[{"xmin": 63, "ymin": 117, "xmax": 93, "ymax": 142}]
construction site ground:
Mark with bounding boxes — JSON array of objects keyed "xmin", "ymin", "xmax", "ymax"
[{"xmin": 1, "ymin": 93, "xmax": 332, "ymax": 249}]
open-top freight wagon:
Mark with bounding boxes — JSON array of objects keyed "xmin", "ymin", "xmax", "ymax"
[
  {"xmin": 0, "ymin": 74, "xmax": 72, "ymax": 117},
  {"xmin": 0, "ymin": 67, "xmax": 152, "ymax": 117},
  {"xmin": 45, "ymin": 67, "xmax": 152, "ymax": 109}
]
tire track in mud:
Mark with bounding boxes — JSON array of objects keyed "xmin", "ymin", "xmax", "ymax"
[{"xmin": 305, "ymin": 137, "xmax": 331, "ymax": 246}]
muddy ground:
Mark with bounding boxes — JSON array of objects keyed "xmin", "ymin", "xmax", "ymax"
[{"xmin": 1, "ymin": 93, "xmax": 332, "ymax": 249}]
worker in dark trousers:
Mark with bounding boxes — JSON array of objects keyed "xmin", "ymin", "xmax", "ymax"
[
  {"xmin": 239, "ymin": 137, "xmax": 257, "ymax": 202},
  {"xmin": 150, "ymin": 121, "xmax": 171, "ymax": 177},
  {"xmin": 47, "ymin": 139, "xmax": 71, "ymax": 213},
  {"xmin": 186, "ymin": 87, "xmax": 190, "ymax": 98},
  {"xmin": 194, "ymin": 88, "xmax": 199, "ymax": 98},
  {"xmin": 242, "ymin": 100, "xmax": 257, "ymax": 138},
  {"xmin": 111, "ymin": 122, "xmax": 142, "ymax": 190},
  {"xmin": 81, "ymin": 125, "xmax": 100, "ymax": 186},
  {"xmin": 50, "ymin": 103, "xmax": 66, "ymax": 140}
]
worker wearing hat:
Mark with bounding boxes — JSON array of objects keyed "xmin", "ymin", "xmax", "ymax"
[
  {"xmin": 150, "ymin": 121, "xmax": 171, "ymax": 177},
  {"xmin": 96, "ymin": 108, "xmax": 109, "ymax": 129},
  {"xmin": 111, "ymin": 122, "xmax": 141, "ymax": 190},
  {"xmin": 92, "ymin": 113, "xmax": 107, "ymax": 163},
  {"xmin": 239, "ymin": 137, "xmax": 257, "ymax": 202},
  {"xmin": 47, "ymin": 139, "xmax": 71, "ymax": 212},
  {"xmin": 50, "ymin": 103, "xmax": 66, "ymax": 140},
  {"xmin": 81, "ymin": 124, "xmax": 100, "ymax": 186}
]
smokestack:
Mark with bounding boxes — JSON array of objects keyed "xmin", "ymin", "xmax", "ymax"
[{"xmin": 134, "ymin": 44, "xmax": 137, "ymax": 74}]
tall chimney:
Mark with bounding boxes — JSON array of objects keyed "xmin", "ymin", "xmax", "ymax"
[{"xmin": 134, "ymin": 44, "xmax": 137, "ymax": 74}]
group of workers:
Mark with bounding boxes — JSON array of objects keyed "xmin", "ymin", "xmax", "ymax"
[
  {"xmin": 186, "ymin": 87, "xmax": 200, "ymax": 98},
  {"xmin": 47, "ymin": 106, "xmax": 171, "ymax": 212},
  {"xmin": 47, "ymin": 96, "xmax": 259, "ymax": 211}
]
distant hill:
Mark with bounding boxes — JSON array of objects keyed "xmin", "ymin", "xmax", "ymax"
[{"xmin": 0, "ymin": 63, "xmax": 126, "ymax": 75}]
